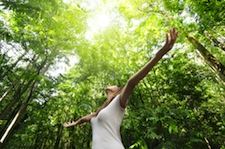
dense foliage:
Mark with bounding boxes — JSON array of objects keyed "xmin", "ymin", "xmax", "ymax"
[{"xmin": 0, "ymin": 0, "xmax": 225, "ymax": 148}]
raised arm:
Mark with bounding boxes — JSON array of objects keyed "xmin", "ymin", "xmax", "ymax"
[{"xmin": 120, "ymin": 28, "xmax": 178, "ymax": 108}]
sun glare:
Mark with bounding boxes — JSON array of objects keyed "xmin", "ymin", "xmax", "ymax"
[
  {"xmin": 92, "ymin": 13, "xmax": 111, "ymax": 30},
  {"xmin": 63, "ymin": 0, "xmax": 125, "ymax": 41},
  {"xmin": 85, "ymin": 12, "xmax": 113, "ymax": 40}
]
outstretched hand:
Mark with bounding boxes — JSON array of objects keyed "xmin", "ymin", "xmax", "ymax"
[
  {"xmin": 161, "ymin": 28, "xmax": 178, "ymax": 53},
  {"xmin": 63, "ymin": 120, "xmax": 79, "ymax": 128},
  {"xmin": 63, "ymin": 113, "xmax": 95, "ymax": 128}
]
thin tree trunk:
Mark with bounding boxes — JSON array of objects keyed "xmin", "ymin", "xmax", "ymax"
[
  {"xmin": 41, "ymin": 138, "xmax": 47, "ymax": 149},
  {"xmin": 0, "ymin": 89, "xmax": 10, "ymax": 102},
  {"xmin": 68, "ymin": 127, "xmax": 77, "ymax": 149},
  {"xmin": 0, "ymin": 56, "xmax": 49, "ymax": 147},
  {"xmin": 0, "ymin": 97, "xmax": 20, "ymax": 120},
  {"xmin": 54, "ymin": 124, "xmax": 63, "ymax": 149},
  {"xmin": 0, "ymin": 103, "xmax": 27, "ymax": 146},
  {"xmin": 0, "ymin": 54, "xmax": 38, "ymax": 117},
  {"xmin": 0, "ymin": 57, "xmax": 44, "ymax": 119},
  {"xmin": 187, "ymin": 36, "xmax": 225, "ymax": 83},
  {"xmin": 0, "ymin": 79, "xmax": 37, "ymax": 147},
  {"xmin": 33, "ymin": 126, "xmax": 43, "ymax": 149},
  {"xmin": 0, "ymin": 84, "xmax": 23, "ymax": 120}
]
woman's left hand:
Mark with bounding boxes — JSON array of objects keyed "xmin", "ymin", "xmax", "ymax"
[{"xmin": 161, "ymin": 28, "xmax": 178, "ymax": 52}]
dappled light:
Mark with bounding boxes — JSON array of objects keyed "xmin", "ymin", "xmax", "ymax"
[{"xmin": 0, "ymin": 0, "xmax": 225, "ymax": 148}]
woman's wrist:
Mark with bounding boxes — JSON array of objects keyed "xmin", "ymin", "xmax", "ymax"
[
  {"xmin": 155, "ymin": 49, "xmax": 166, "ymax": 59},
  {"xmin": 158, "ymin": 47, "xmax": 170, "ymax": 56},
  {"xmin": 78, "ymin": 118, "xmax": 84, "ymax": 124}
]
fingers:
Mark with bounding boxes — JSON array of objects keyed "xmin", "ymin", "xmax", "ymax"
[
  {"xmin": 63, "ymin": 122, "xmax": 69, "ymax": 128},
  {"xmin": 170, "ymin": 28, "xmax": 177, "ymax": 41},
  {"xmin": 170, "ymin": 29, "xmax": 173, "ymax": 41},
  {"xmin": 171, "ymin": 28, "xmax": 175, "ymax": 41},
  {"xmin": 173, "ymin": 28, "xmax": 178, "ymax": 40},
  {"xmin": 166, "ymin": 33, "xmax": 169, "ymax": 44},
  {"xmin": 169, "ymin": 28, "xmax": 178, "ymax": 46},
  {"xmin": 63, "ymin": 121, "xmax": 74, "ymax": 128},
  {"xmin": 162, "ymin": 28, "xmax": 178, "ymax": 51},
  {"xmin": 167, "ymin": 28, "xmax": 176, "ymax": 43}
]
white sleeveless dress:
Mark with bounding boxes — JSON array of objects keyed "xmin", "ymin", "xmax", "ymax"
[{"xmin": 91, "ymin": 94, "xmax": 125, "ymax": 149}]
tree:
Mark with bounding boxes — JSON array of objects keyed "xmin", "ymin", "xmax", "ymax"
[{"xmin": 1, "ymin": 0, "xmax": 225, "ymax": 148}]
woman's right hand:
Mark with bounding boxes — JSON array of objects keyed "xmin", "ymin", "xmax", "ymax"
[
  {"xmin": 63, "ymin": 120, "xmax": 79, "ymax": 128},
  {"xmin": 63, "ymin": 112, "xmax": 96, "ymax": 128}
]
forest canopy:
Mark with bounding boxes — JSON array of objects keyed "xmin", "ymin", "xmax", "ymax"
[{"xmin": 0, "ymin": 0, "xmax": 225, "ymax": 148}]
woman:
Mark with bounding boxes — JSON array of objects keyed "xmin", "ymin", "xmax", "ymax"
[{"xmin": 64, "ymin": 29, "xmax": 178, "ymax": 149}]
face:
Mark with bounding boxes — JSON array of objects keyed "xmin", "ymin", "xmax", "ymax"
[{"xmin": 105, "ymin": 85, "xmax": 121, "ymax": 96}]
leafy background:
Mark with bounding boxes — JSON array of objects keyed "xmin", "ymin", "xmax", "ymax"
[{"xmin": 0, "ymin": 0, "xmax": 225, "ymax": 148}]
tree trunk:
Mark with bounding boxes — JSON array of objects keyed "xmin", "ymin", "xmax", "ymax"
[
  {"xmin": 0, "ymin": 84, "xmax": 24, "ymax": 120},
  {"xmin": 0, "ymin": 103, "xmax": 27, "ymax": 147},
  {"xmin": 187, "ymin": 36, "xmax": 225, "ymax": 83},
  {"xmin": 0, "ymin": 79, "xmax": 37, "ymax": 147},
  {"xmin": 0, "ymin": 89, "xmax": 10, "ymax": 102},
  {"xmin": 0, "ymin": 56, "xmax": 49, "ymax": 147},
  {"xmin": 0, "ymin": 97, "xmax": 20, "ymax": 120},
  {"xmin": 0, "ymin": 57, "xmax": 43, "ymax": 120},
  {"xmin": 0, "ymin": 101, "xmax": 21, "ymax": 137},
  {"xmin": 33, "ymin": 126, "xmax": 43, "ymax": 149},
  {"xmin": 54, "ymin": 124, "xmax": 63, "ymax": 149}
]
